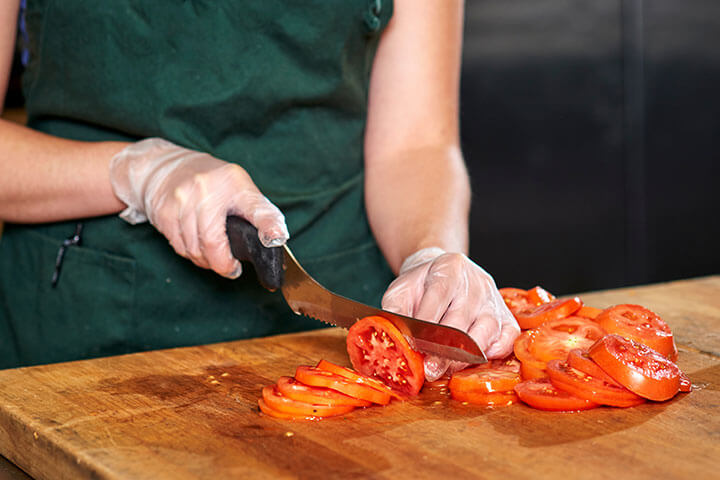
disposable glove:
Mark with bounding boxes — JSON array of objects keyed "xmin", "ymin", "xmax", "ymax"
[
  {"xmin": 381, "ymin": 247, "xmax": 520, "ymax": 381},
  {"xmin": 109, "ymin": 138, "xmax": 288, "ymax": 279}
]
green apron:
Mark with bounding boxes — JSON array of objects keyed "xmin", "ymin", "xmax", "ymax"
[{"xmin": 0, "ymin": 0, "xmax": 394, "ymax": 369}]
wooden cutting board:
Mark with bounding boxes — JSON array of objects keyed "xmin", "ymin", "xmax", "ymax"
[{"xmin": 1, "ymin": 277, "xmax": 719, "ymax": 480}]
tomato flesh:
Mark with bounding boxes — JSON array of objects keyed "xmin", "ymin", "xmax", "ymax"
[
  {"xmin": 316, "ymin": 359, "xmax": 401, "ymax": 399},
  {"xmin": 576, "ymin": 306, "xmax": 603, "ymax": 320},
  {"xmin": 514, "ymin": 378, "xmax": 598, "ymax": 412},
  {"xmin": 276, "ymin": 376, "xmax": 371, "ymax": 407},
  {"xmin": 566, "ymin": 349, "xmax": 619, "ymax": 385},
  {"xmin": 295, "ymin": 366, "xmax": 392, "ymax": 405},
  {"xmin": 258, "ymin": 398, "xmax": 323, "ymax": 421},
  {"xmin": 449, "ymin": 358, "xmax": 521, "ymax": 394},
  {"xmin": 527, "ymin": 286, "xmax": 556, "ymax": 305},
  {"xmin": 588, "ymin": 334, "xmax": 681, "ymax": 401},
  {"xmin": 514, "ymin": 297, "xmax": 583, "ymax": 330},
  {"xmin": 546, "ymin": 360, "xmax": 645, "ymax": 408},
  {"xmin": 262, "ymin": 386, "xmax": 355, "ymax": 417},
  {"xmin": 527, "ymin": 316, "xmax": 606, "ymax": 362},
  {"xmin": 451, "ymin": 389, "xmax": 518, "ymax": 406},
  {"xmin": 347, "ymin": 316, "xmax": 425, "ymax": 397},
  {"xmin": 596, "ymin": 305, "xmax": 676, "ymax": 358}
]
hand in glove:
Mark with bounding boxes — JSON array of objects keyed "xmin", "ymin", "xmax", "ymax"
[
  {"xmin": 381, "ymin": 247, "xmax": 520, "ymax": 381},
  {"xmin": 109, "ymin": 138, "xmax": 288, "ymax": 278}
]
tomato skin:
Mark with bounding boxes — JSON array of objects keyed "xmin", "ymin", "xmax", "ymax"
[
  {"xmin": 451, "ymin": 389, "xmax": 518, "ymax": 406},
  {"xmin": 514, "ymin": 330, "xmax": 548, "ymax": 379},
  {"xmin": 346, "ymin": 316, "xmax": 425, "ymax": 397},
  {"xmin": 567, "ymin": 349, "xmax": 619, "ymax": 385},
  {"xmin": 514, "ymin": 378, "xmax": 598, "ymax": 412},
  {"xmin": 595, "ymin": 305, "xmax": 676, "ymax": 358},
  {"xmin": 295, "ymin": 366, "xmax": 392, "ymax": 405},
  {"xmin": 262, "ymin": 386, "xmax": 356, "ymax": 417},
  {"xmin": 449, "ymin": 358, "xmax": 521, "ymax": 394},
  {"xmin": 546, "ymin": 360, "xmax": 645, "ymax": 408},
  {"xmin": 576, "ymin": 306, "xmax": 603, "ymax": 320},
  {"xmin": 258, "ymin": 398, "xmax": 324, "ymax": 421},
  {"xmin": 514, "ymin": 297, "xmax": 583, "ymax": 329},
  {"xmin": 276, "ymin": 376, "xmax": 371, "ymax": 407},
  {"xmin": 315, "ymin": 360, "xmax": 402, "ymax": 399},
  {"xmin": 588, "ymin": 334, "xmax": 681, "ymax": 401},
  {"xmin": 527, "ymin": 286, "xmax": 556, "ymax": 305}
]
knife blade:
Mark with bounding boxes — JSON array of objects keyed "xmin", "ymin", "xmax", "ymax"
[{"xmin": 226, "ymin": 215, "xmax": 487, "ymax": 364}]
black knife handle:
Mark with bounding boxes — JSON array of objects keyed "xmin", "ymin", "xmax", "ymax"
[{"xmin": 226, "ymin": 215, "xmax": 284, "ymax": 291}]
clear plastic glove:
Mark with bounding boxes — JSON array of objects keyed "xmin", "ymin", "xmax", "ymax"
[
  {"xmin": 109, "ymin": 138, "xmax": 288, "ymax": 279},
  {"xmin": 381, "ymin": 247, "xmax": 520, "ymax": 381}
]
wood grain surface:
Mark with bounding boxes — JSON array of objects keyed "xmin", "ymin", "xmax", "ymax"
[{"xmin": 0, "ymin": 276, "xmax": 718, "ymax": 480}]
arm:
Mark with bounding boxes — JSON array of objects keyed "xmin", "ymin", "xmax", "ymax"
[
  {"xmin": 365, "ymin": 0, "xmax": 469, "ymax": 274},
  {"xmin": 365, "ymin": 0, "xmax": 519, "ymax": 374}
]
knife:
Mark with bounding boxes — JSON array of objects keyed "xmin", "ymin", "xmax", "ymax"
[{"xmin": 226, "ymin": 215, "xmax": 487, "ymax": 364}]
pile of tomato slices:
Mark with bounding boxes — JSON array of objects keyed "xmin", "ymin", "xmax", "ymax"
[
  {"xmin": 483, "ymin": 286, "xmax": 692, "ymax": 411},
  {"xmin": 258, "ymin": 316, "xmax": 425, "ymax": 420}
]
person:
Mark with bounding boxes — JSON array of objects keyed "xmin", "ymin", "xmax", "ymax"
[{"xmin": 0, "ymin": 0, "xmax": 519, "ymax": 378}]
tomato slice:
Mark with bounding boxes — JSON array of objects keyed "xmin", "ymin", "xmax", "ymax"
[
  {"xmin": 527, "ymin": 316, "xmax": 606, "ymax": 363},
  {"xmin": 499, "ymin": 288, "xmax": 531, "ymax": 313},
  {"xmin": 514, "ymin": 297, "xmax": 583, "ymax": 329},
  {"xmin": 514, "ymin": 378, "xmax": 598, "ymax": 412},
  {"xmin": 595, "ymin": 305, "xmax": 676, "ymax": 358},
  {"xmin": 451, "ymin": 389, "xmax": 518, "ymax": 406},
  {"xmin": 588, "ymin": 334, "xmax": 681, "ymax": 401},
  {"xmin": 315, "ymin": 359, "xmax": 401, "ymax": 399},
  {"xmin": 527, "ymin": 286, "xmax": 556, "ymax": 305},
  {"xmin": 513, "ymin": 330, "xmax": 549, "ymax": 379},
  {"xmin": 576, "ymin": 306, "xmax": 603, "ymax": 320},
  {"xmin": 679, "ymin": 371, "xmax": 692, "ymax": 393},
  {"xmin": 449, "ymin": 357, "xmax": 521, "ymax": 394},
  {"xmin": 261, "ymin": 386, "xmax": 355, "ymax": 417},
  {"xmin": 566, "ymin": 349, "xmax": 619, "ymax": 385},
  {"xmin": 295, "ymin": 366, "xmax": 392, "ymax": 405},
  {"xmin": 275, "ymin": 376, "xmax": 371, "ymax": 407},
  {"xmin": 346, "ymin": 316, "xmax": 425, "ymax": 397},
  {"xmin": 546, "ymin": 360, "xmax": 645, "ymax": 408}
]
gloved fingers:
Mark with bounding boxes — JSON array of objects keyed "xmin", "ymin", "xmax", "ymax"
[
  {"xmin": 195, "ymin": 195, "xmax": 243, "ymax": 279},
  {"xmin": 483, "ymin": 303, "xmax": 520, "ymax": 359},
  {"xmin": 176, "ymin": 184, "xmax": 207, "ymax": 268},
  {"xmin": 381, "ymin": 265, "xmax": 429, "ymax": 316},
  {"xmin": 423, "ymin": 355, "xmax": 451, "ymax": 382},
  {"xmin": 466, "ymin": 310, "xmax": 503, "ymax": 354}
]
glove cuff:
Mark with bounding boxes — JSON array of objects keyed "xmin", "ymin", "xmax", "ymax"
[{"xmin": 399, "ymin": 247, "xmax": 446, "ymax": 275}]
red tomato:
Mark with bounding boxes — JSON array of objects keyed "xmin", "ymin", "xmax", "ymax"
[
  {"xmin": 449, "ymin": 357, "xmax": 521, "ymax": 394},
  {"xmin": 498, "ymin": 287, "xmax": 532, "ymax": 313},
  {"xmin": 566, "ymin": 349, "xmax": 619, "ymax": 385},
  {"xmin": 276, "ymin": 376, "xmax": 371, "ymax": 407},
  {"xmin": 451, "ymin": 389, "xmax": 518, "ymax": 407},
  {"xmin": 346, "ymin": 316, "xmax": 425, "ymax": 397},
  {"xmin": 576, "ymin": 306, "xmax": 603, "ymax": 320},
  {"xmin": 527, "ymin": 316, "xmax": 606, "ymax": 363},
  {"xmin": 258, "ymin": 398, "xmax": 322, "ymax": 421},
  {"xmin": 295, "ymin": 366, "xmax": 392, "ymax": 405},
  {"xmin": 527, "ymin": 286, "xmax": 556, "ymax": 305},
  {"xmin": 513, "ymin": 330, "xmax": 549, "ymax": 379},
  {"xmin": 588, "ymin": 334, "xmax": 681, "ymax": 401},
  {"xmin": 514, "ymin": 378, "xmax": 598, "ymax": 412},
  {"xmin": 595, "ymin": 305, "xmax": 676, "ymax": 358},
  {"xmin": 261, "ymin": 386, "xmax": 356, "ymax": 417},
  {"xmin": 679, "ymin": 371, "xmax": 692, "ymax": 393},
  {"xmin": 546, "ymin": 360, "xmax": 645, "ymax": 408},
  {"xmin": 514, "ymin": 297, "xmax": 583, "ymax": 329},
  {"xmin": 315, "ymin": 359, "xmax": 401, "ymax": 399}
]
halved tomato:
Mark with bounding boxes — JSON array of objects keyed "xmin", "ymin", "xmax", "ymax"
[
  {"xmin": 315, "ymin": 359, "xmax": 401, "ymax": 399},
  {"xmin": 276, "ymin": 376, "xmax": 371, "ymax": 407},
  {"xmin": 295, "ymin": 366, "xmax": 392, "ymax": 405},
  {"xmin": 346, "ymin": 316, "xmax": 425, "ymax": 397},
  {"xmin": 546, "ymin": 360, "xmax": 645, "ymax": 408},
  {"xmin": 595, "ymin": 305, "xmax": 676, "ymax": 358},
  {"xmin": 527, "ymin": 316, "xmax": 606, "ymax": 363},
  {"xmin": 514, "ymin": 297, "xmax": 583, "ymax": 329},
  {"xmin": 588, "ymin": 334, "xmax": 681, "ymax": 401},
  {"xmin": 261, "ymin": 386, "xmax": 356, "ymax": 417},
  {"xmin": 527, "ymin": 286, "xmax": 556, "ymax": 305},
  {"xmin": 449, "ymin": 357, "xmax": 521, "ymax": 394},
  {"xmin": 514, "ymin": 378, "xmax": 598, "ymax": 412},
  {"xmin": 566, "ymin": 349, "xmax": 619, "ymax": 385},
  {"xmin": 451, "ymin": 389, "xmax": 518, "ymax": 406},
  {"xmin": 576, "ymin": 306, "xmax": 603, "ymax": 320},
  {"xmin": 258, "ymin": 398, "xmax": 322, "ymax": 421}
]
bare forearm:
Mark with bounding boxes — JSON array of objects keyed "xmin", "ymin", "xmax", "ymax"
[
  {"xmin": 366, "ymin": 144, "xmax": 470, "ymax": 274},
  {"xmin": 0, "ymin": 119, "xmax": 128, "ymax": 222}
]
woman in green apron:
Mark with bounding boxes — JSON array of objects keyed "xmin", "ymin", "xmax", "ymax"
[{"xmin": 0, "ymin": 0, "xmax": 519, "ymax": 377}]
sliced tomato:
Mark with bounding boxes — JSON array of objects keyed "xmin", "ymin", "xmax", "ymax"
[
  {"xmin": 514, "ymin": 378, "xmax": 598, "ymax": 412},
  {"xmin": 498, "ymin": 287, "xmax": 532, "ymax": 313},
  {"xmin": 276, "ymin": 376, "xmax": 371, "ymax": 407},
  {"xmin": 588, "ymin": 334, "xmax": 681, "ymax": 401},
  {"xmin": 261, "ymin": 386, "xmax": 355, "ymax": 417},
  {"xmin": 514, "ymin": 297, "xmax": 583, "ymax": 329},
  {"xmin": 527, "ymin": 316, "xmax": 606, "ymax": 363},
  {"xmin": 576, "ymin": 306, "xmax": 603, "ymax": 320},
  {"xmin": 513, "ymin": 330, "xmax": 549, "ymax": 379},
  {"xmin": 258, "ymin": 398, "xmax": 323, "ymax": 421},
  {"xmin": 451, "ymin": 389, "xmax": 518, "ymax": 406},
  {"xmin": 449, "ymin": 357, "xmax": 521, "ymax": 394},
  {"xmin": 346, "ymin": 316, "xmax": 425, "ymax": 397},
  {"xmin": 679, "ymin": 371, "xmax": 692, "ymax": 393},
  {"xmin": 546, "ymin": 360, "xmax": 645, "ymax": 408},
  {"xmin": 315, "ymin": 359, "xmax": 401, "ymax": 399},
  {"xmin": 527, "ymin": 286, "xmax": 556, "ymax": 305},
  {"xmin": 595, "ymin": 304, "xmax": 676, "ymax": 358},
  {"xmin": 566, "ymin": 349, "xmax": 619, "ymax": 385},
  {"xmin": 295, "ymin": 366, "xmax": 392, "ymax": 405}
]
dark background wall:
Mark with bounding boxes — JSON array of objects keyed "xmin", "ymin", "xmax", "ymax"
[
  {"xmin": 4, "ymin": 1, "xmax": 719, "ymax": 295},
  {"xmin": 461, "ymin": 0, "xmax": 720, "ymax": 294}
]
